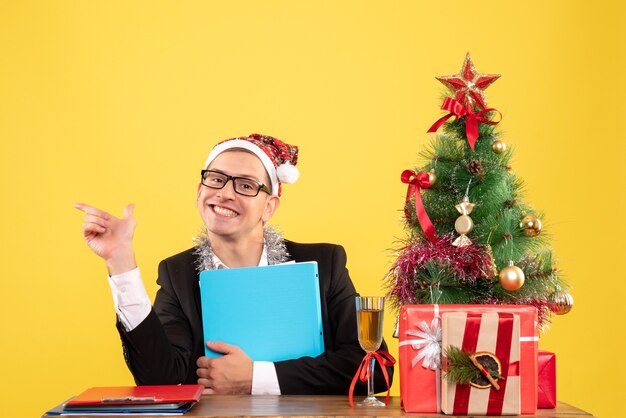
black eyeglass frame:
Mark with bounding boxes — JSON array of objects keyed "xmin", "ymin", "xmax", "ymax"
[{"xmin": 200, "ymin": 169, "xmax": 271, "ymax": 197}]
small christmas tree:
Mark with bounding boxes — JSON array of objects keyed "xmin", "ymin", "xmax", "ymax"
[{"xmin": 386, "ymin": 53, "xmax": 572, "ymax": 328}]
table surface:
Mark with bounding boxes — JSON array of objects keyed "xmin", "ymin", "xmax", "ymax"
[{"xmin": 43, "ymin": 395, "xmax": 595, "ymax": 417}]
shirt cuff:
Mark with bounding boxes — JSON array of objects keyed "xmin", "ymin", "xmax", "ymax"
[
  {"xmin": 251, "ymin": 361, "xmax": 281, "ymax": 395},
  {"xmin": 108, "ymin": 267, "xmax": 151, "ymax": 332}
]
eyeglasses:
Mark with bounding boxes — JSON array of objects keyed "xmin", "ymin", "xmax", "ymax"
[{"xmin": 200, "ymin": 170, "xmax": 271, "ymax": 197}]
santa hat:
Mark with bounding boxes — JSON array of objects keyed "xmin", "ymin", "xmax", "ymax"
[{"xmin": 203, "ymin": 133, "xmax": 299, "ymax": 196}]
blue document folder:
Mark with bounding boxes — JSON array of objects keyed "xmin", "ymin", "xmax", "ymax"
[{"xmin": 199, "ymin": 261, "xmax": 324, "ymax": 362}]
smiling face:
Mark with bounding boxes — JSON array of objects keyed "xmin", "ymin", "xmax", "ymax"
[{"xmin": 197, "ymin": 150, "xmax": 280, "ymax": 243}]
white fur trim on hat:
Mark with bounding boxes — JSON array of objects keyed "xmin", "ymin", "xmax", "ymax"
[{"xmin": 203, "ymin": 139, "xmax": 280, "ymax": 196}]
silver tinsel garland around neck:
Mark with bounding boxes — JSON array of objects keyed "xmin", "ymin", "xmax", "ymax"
[{"xmin": 192, "ymin": 225, "xmax": 290, "ymax": 272}]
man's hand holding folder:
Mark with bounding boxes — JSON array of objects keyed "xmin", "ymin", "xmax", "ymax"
[{"xmin": 196, "ymin": 341, "xmax": 253, "ymax": 394}]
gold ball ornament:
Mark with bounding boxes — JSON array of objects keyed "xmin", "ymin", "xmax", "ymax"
[
  {"xmin": 498, "ymin": 262, "xmax": 525, "ymax": 291},
  {"xmin": 428, "ymin": 169, "xmax": 437, "ymax": 186},
  {"xmin": 492, "ymin": 140, "xmax": 507, "ymax": 154},
  {"xmin": 548, "ymin": 290, "xmax": 574, "ymax": 315},
  {"xmin": 455, "ymin": 215, "xmax": 474, "ymax": 235},
  {"xmin": 520, "ymin": 214, "xmax": 542, "ymax": 237}
]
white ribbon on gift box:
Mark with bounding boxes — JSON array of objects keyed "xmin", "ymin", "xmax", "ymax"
[{"xmin": 399, "ymin": 317, "xmax": 442, "ymax": 370}]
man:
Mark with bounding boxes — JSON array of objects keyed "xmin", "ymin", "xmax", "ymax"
[{"xmin": 76, "ymin": 134, "xmax": 392, "ymax": 395}]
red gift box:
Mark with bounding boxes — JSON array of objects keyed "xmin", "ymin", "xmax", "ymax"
[
  {"xmin": 537, "ymin": 350, "xmax": 556, "ymax": 408},
  {"xmin": 441, "ymin": 312, "xmax": 521, "ymax": 415},
  {"xmin": 398, "ymin": 304, "xmax": 538, "ymax": 414}
]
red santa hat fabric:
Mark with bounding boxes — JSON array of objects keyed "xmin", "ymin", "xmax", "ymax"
[{"xmin": 204, "ymin": 133, "xmax": 299, "ymax": 196}]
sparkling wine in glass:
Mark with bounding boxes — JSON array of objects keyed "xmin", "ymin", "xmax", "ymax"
[{"xmin": 355, "ymin": 296, "xmax": 385, "ymax": 407}]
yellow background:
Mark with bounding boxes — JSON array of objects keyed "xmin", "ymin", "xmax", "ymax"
[{"xmin": 1, "ymin": 1, "xmax": 623, "ymax": 417}]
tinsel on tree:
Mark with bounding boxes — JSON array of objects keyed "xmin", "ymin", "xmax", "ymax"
[{"xmin": 386, "ymin": 53, "xmax": 572, "ymax": 328}]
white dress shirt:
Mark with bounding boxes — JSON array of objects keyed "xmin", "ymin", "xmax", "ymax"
[{"xmin": 107, "ymin": 247, "xmax": 281, "ymax": 395}]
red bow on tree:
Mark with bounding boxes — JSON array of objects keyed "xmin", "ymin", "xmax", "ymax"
[
  {"xmin": 427, "ymin": 97, "xmax": 501, "ymax": 151},
  {"xmin": 401, "ymin": 170, "xmax": 437, "ymax": 244}
]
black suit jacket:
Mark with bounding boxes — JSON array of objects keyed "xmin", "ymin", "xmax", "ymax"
[{"xmin": 116, "ymin": 241, "xmax": 393, "ymax": 395}]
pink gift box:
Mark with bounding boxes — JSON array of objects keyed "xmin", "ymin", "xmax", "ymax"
[{"xmin": 398, "ymin": 304, "xmax": 538, "ymax": 414}]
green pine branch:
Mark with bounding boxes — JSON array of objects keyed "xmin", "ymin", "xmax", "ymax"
[
  {"xmin": 443, "ymin": 346, "xmax": 500, "ymax": 385},
  {"xmin": 444, "ymin": 346, "xmax": 477, "ymax": 384},
  {"xmin": 414, "ymin": 260, "xmax": 487, "ymax": 304}
]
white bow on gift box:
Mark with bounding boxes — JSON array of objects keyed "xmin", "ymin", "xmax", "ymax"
[{"xmin": 399, "ymin": 316, "xmax": 442, "ymax": 370}]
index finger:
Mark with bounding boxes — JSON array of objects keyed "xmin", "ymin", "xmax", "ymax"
[
  {"xmin": 74, "ymin": 203, "xmax": 112, "ymax": 220},
  {"xmin": 206, "ymin": 341, "xmax": 237, "ymax": 355}
]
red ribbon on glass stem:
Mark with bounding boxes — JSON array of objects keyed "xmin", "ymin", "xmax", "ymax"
[
  {"xmin": 348, "ymin": 350, "xmax": 396, "ymax": 407},
  {"xmin": 401, "ymin": 170, "xmax": 436, "ymax": 244},
  {"xmin": 427, "ymin": 97, "xmax": 501, "ymax": 151}
]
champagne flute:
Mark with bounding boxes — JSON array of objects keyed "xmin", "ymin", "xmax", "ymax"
[{"xmin": 355, "ymin": 296, "xmax": 385, "ymax": 407}]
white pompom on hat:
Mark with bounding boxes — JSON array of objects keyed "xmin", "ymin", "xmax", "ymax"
[{"xmin": 203, "ymin": 133, "xmax": 299, "ymax": 196}]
